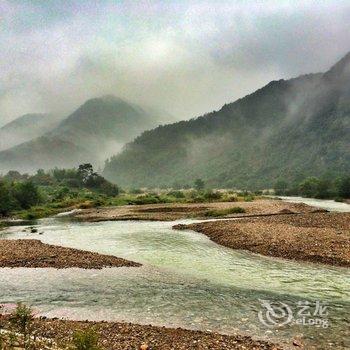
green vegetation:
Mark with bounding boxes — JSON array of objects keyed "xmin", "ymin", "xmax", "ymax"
[
  {"xmin": 204, "ymin": 207, "xmax": 246, "ymax": 217},
  {"xmin": 72, "ymin": 329, "xmax": 102, "ymax": 350},
  {"xmin": 274, "ymin": 175, "xmax": 350, "ymax": 200},
  {"xmin": 0, "ymin": 164, "xmax": 119, "ymax": 219},
  {"xmin": 0, "ymin": 303, "xmax": 103, "ymax": 350},
  {"xmin": 0, "ymin": 303, "xmax": 35, "ymax": 349},
  {"xmin": 0, "ymin": 162, "xmax": 261, "ymax": 221},
  {"xmin": 103, "ymin": 53, "xmax": 350, "ymax": 190},
  {"xmin": 9, "ymin": 303, "xmax": 34, "ymax": 340},
  {"xmin": 194, "ymin": 178, "xmax": 205, "ymax": 191}
]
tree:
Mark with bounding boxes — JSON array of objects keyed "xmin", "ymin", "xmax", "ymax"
[
  {"xmin": 0, "ymin": 181, "xmax": 12, "ymax": 216},
  {"xmin": 32, "ymin": 169, "xmax": 54, "ymax": 185},
  {"xmin": 298, "ymin": 177, "xmax": 320, "ymax": 197},
  {"xmin": 4, "ymin": 170, "xmax": 27, "ymax": 181},
  {"xmin": 9, "ymin": 303, "xmax": 34, "ymax": 348},
  {"xmin": 194, "ymin": 178, "xmax": 205, "ymax": 191},
  {"xmin": 274, "ymin": 180, "xmax": 288, "ymax": 195},
  {"xmin": 13, "ymin": 181, "xmax": 42, "ymax": 209},
  {"xmin": 337, "ymin": 176, "xmax": 350, "ymax": 198},
  {"xmin": 78, "ymin": 163, "xmax": 94, "ymax": 184},
  {"xmin": 315, "ymin": 179, "xmax": 332, "ymax": 199}
]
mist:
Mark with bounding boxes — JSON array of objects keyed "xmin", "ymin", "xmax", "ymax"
[{"xmin": 1, "ymin": 0, "xmax": 350, "ymax": 127}]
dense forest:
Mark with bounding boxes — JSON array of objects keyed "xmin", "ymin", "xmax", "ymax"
[{"xmin": 104, "ymin": 52, "xmax": 350, "ymax": 190}]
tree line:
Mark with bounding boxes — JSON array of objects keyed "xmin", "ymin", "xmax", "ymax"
[
  {"xmin": 0, "ymin": 164, "xmax": 119, "ymax": 216},
  {"xmin": 274, "ymin": 175, "xmax": 350, "ymax": 200}
]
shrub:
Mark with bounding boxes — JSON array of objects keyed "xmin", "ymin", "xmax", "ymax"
[
  {"xmin": 194, "ymin": 178, "xmax": 205, "ymax": 191},
  {"xmin": 203, "ymin": 190, "xmax": 222, "ymax": 201},
  {"xmin": 127, "ymin": 195, "xmax": 162, "ymax": 205},
  {"xmin": 9, "ymin": 303, "xmax": 34, "ymax": 347},
  {"xmin": 72, "ymin": 328, "xmax": 101, "ymax": 350},
  {"xmin": 129, "ymin": 188, "xmax": 144, "ymax": 194},
  {"xmin": 204, "ymin": 206, "xmax": 246, "ymax": 217},
  {"xmin": 167, "ymin": 190, "xmax": 185, "ymax": 198},
  {"xmin": 336, "ymin": 176, "xmax": 350, "ymax": 199},
  {"xmin": 226, "ymin": 196, "xmax": 238, "ymax": 202},
  {"xmin": 244, "ymin": 195, "xmax": 254, "ymax": 202}
]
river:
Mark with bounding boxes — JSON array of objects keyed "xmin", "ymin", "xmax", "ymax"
[{"xmin": 0, "ymin": 197, "xmax": 349, "ymax": 349}]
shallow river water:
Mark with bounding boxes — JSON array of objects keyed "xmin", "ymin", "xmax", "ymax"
[{"xmin": 0, "ymin": 198, "xmax": 349, "ymax": 348}]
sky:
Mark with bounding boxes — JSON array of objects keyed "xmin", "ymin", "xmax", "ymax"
[{"xmin": 1, "ymin": 0, "xmax": 350, "ymax": 126}]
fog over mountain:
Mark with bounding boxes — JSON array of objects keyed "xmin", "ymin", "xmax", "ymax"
[
  {"xmin": 0, "ymin": 96, "xmax": 168, "ymax": 173},
  {"xmin": 104, "ymin": 52, "xmax": 350, "ymax": 189},
  {"xmin": 0, "ymin": 113, "xmax": 60, "ymax": 151},
  {"xmin": 1, "ymin": 1, "xmax": 350, "ymax": 126}
]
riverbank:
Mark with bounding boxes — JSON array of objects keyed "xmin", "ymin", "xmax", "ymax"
[
  {"xmin": 71, "ymin": 199, "xmax": 315, "ymax": 222},
  {"xmin": 174, "ymin": 212, "xmax": 350, "ymax": 267},
  {"xmin": 0, "ymin": 239, "xmax": 140, "ymax": 269},
  {"xmin": 0, "ymin": 315, "xmax": 283, "ymax": 350}
]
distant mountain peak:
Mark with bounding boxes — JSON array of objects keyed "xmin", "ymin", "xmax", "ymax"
[
  {"xmin": 324, "ymin": 51, "xmax": 350, "ymax": 80},
  {"xmin": 83, "ymin": 95, "xmax": 127, "ymax": 105},
  {"xmin": 0, "ymin": 96, "xmax": 168, "ymax": 173}
]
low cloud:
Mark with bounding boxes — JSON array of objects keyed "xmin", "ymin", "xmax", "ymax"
[{"xmin": 1, "ymin": 0, "xmax": 349, "ymax": 126}]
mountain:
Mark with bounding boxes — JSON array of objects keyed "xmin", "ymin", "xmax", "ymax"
[
  {"xmin": 104, "ymin": 52, "xmax": 350, "ymax": 189},
  {"xmin": 0, "ymin": 96, "xmax": 168, "ymax": 173},
  {"xmin": 0, "ymin": 113, "xmax": 59, "ymax": 151}
]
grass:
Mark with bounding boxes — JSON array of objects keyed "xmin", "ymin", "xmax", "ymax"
[
  {"xmin": 6, "ymin": 188, "xmax": 257, "ymax": 222},
  {"xmin": 72, "ymin": 328, "xmax": 102, "ymax": 350},
  {"xmin": 0, "ymin": 303, "xmax": 103, "ymax": 350},
  {"xmin": 203, "ymin": 206, "xmax": 246, "ymax": 217}
]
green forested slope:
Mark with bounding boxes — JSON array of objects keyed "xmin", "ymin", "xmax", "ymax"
[{"xmin": 104, "ymin": 53, "xmax": 350, "ymax": 189}]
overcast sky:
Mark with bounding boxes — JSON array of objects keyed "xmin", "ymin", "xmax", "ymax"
[{"xmin": 1, "ymin": 0, "xmax": 350, "ymax": 126}]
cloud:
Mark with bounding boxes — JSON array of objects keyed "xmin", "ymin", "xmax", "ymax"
[{"xmin": 0, "ymin": 0, "xmax": 350, "ymax": 126}]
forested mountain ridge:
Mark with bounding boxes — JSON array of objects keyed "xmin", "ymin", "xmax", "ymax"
[
  {"xmin": 104, "ymin": 52, "xmax": 350, "ymax": 189},
  {"xmin": 0, "ymin": 96, "xmax": 167, "ymax": 173}
]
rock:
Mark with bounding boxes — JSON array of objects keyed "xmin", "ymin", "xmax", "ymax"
[
  {"xmin": 278, "ymin": 208, "xmax": 295, "ymax": 214},
  {"xmin": 293, "ymin": 339, "xmax": 302, "ymax": 347},
  {"xmin": 311, "ymin": 208, "xmax": 329, "ymax": 213}
]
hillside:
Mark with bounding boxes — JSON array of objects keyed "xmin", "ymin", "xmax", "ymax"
[
  {"xmin": 0, "ymin": 96, "xmax": 167, "ymax": 173},
  {"xmin": 104, "ymin": 52, "xmax": 350, "ymax": 189},
  {"xmin": 0, "ymin": 113, "xmax": 59, "ymax": 151}
]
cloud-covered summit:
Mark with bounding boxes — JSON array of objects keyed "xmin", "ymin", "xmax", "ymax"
[{"xmin": 1, "ymin": 0, "xmax": 350, "ymax": 126}]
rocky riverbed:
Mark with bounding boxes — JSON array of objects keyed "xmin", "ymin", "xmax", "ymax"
[
  {"xmin": 71, "ymin": 199, "xmax": 315, "ymax": 222},
  {"xmin": 0, "ymin": 315, "xmax": 284, "ymax": 350},
  {"xmin": 174, "ymin": 212, "xmax": 350, "ymax": 267},
  {"xmin": 0, "ymin": 239, "xmax": 140, "ymax": 269}
]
